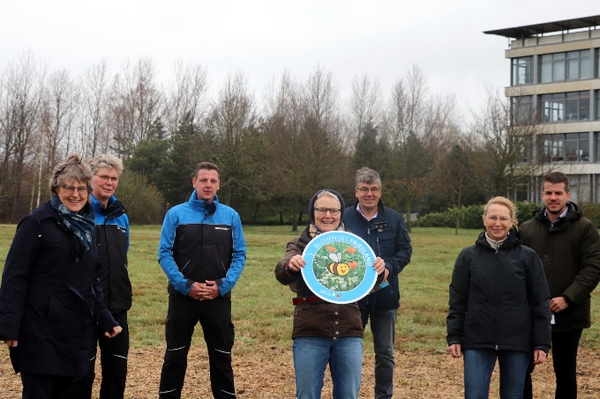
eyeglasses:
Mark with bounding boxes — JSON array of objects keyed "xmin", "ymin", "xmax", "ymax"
[
  {"xmin": 486, "ymin": 216, "xmax": 511, "ymax": 223},
  {"xmin": 357, "ymin": 186, "xmax": 380, "ymax": 193},
  {"xmin": 96, "ymin": 175, "xmax": 119, "ymax": 183},
  {"xmin": 314, "ymin": 207, "xmax": 341, "ymax": 216},
  {"xmin": 60, "ymin": 184, "xmax": 88, "ymax": 195}
]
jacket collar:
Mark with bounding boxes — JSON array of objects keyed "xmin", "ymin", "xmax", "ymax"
[{"xmin": 188, "ymin": 190, "xmax": 218, "ymax": 216}]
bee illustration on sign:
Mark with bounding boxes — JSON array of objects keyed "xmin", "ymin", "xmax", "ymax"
[
  {"xmin": 328, "ymin": 253, "xmax": 350, "ymax": 276},
  {"xmin": 311, "ymin": 243, "xmax": 367, "ymax": 292},
  {"xmin": 301, "ymin": 231, "xmax": 377, "ymax": 304}
]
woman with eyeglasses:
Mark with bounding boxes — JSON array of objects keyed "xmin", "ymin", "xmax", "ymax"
[
  {"xmin": 275, "ymin": 189, "xmax": 386, "ymax": 399},
  {"xmin": 446, "ymin": 196, "xmax": 552, "ymax": 399},
  {"xmin": 0, "ymin": 153, "xmax": 122, "ymax": 399}
]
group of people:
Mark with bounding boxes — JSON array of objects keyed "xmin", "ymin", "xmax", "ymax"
[
  {"xmin": 1, "ymin": 153, "xmax": 599, "ymax": 399},
  {"xmin": 0, "ymin": 153, "xmax": 130, "ymax": 399},
  {"xmin": 275, "ymin": 167, "xmax": 412, "ymax": 399},
  {"xmin": 447, "ymin": 172, "xmax": 600, "ymax": 399}
]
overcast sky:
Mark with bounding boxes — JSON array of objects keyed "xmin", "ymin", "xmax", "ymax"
[{"xmin": 1, "ymin": 1, "xmax": 599, "ymax": 121}]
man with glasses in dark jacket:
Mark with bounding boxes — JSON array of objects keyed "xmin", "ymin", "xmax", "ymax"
[{"xmin": 343, "ymin": 167, "xmax": 412, "ymax": 399}]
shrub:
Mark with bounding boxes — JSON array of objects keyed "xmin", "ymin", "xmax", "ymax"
[
  {"xmin": 417, "ymin": 212, "xmax": 454, "ymax": 228},
  {"xmin": 581, "ymin": 203, "xmax": 600, "ymax": 228},
  {"xmin": 516, "ymin": 201, "xmax": 540, "ymax": 225}
]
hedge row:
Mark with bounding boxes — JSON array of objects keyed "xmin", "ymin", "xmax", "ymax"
[{"xmin": 418, "ymin": 202, "xmax": 600, "ymax": 230}]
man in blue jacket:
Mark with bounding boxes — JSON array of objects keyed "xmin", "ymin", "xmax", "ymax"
[
  {"xmin": 158, "ymin": 162, "xmax": 246, "ymax": 399},
  {"xmin": 342, "ymin": 167, "xmax": 412, "ymax": 399}
]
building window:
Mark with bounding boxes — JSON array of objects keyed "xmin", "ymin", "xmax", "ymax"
[
  {"xmin": 540, "ymin": 50, "xmax": 591, "ymax": 83},
  {"xmin": 540, "ymin": 91, "xmax": 589, "ymax": 122},
  {"xmin": 511, "ymin": 96, "xmax": 534, "ymax": 123},
  {"xmin": 511, "ymin": 56, "xmax": 533, "ymax": 85},
  {"xmin": 568, "ymin": 174, "xmax": 591, "ymax": 203},
  {"xmin": 596, "ymin": 90, "xmax": 600, "ymax": 119},
  {"xmin": 565, "ymin": 133, "xmax": 589, "ymax": 162},
  {"xmin": 541, "ymin": 133, "xmax": 589, "ymax": 163},
  {"xmin": 567, "ymin": 50, "xmax": 590, "ymax": 80}
]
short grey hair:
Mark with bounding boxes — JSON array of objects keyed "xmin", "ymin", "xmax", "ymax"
[
  {"xmin": 87, "ymin": 154, "xmax": 123, "ymax": 175},
  {"xmin": 355, "ymin": 167, "xmax": 381, "ymax": 188},
  {"xmin": 49, "ymin": 153, "xmax": 93, "ymax": 195}
]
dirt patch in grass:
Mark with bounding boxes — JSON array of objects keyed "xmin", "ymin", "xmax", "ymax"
[{"xmin": 1, "ymin": 344, "xmax": 599, "ymax": 398}]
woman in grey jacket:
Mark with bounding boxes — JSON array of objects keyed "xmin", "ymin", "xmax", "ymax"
[{"xmin": 446, "ymin": 196, "xmax": 551, "ymax": 399}]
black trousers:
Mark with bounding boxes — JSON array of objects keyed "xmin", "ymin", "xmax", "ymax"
[
  {"xmin": 67, "ymin": 311, "xmax": 129, "ymax": 399},
  {"xmin": 159, "ymin": 294, "xmax": 236, "ymax": 399},
  {"xmin": 523, "ymin": 328, "xmax": 583, "ymax": 399},
  {"xmin": 21, "ymin": 373, "xmax": 74, "ymax": 399}
]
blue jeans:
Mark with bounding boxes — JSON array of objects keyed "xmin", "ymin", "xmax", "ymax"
[
  {"xmin": 464, "ymin": 349, "xmax": 530, "ymax": 399},
  {"xmin": 362, "ymin": 308, "xmax": 397, "ymax": 399},
  {"xmin": 292, "ymin": 336, "xmax": 363, "ymax": 399}
]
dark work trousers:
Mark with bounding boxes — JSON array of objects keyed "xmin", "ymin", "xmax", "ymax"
[
  {"xmin": 67, "ymin": 311, "xmax": 129, "ymax": 399},
  {"xmin": 159, "ymin": 294, "xmax": 236, "ymax": 399},
  {"xmin": 21, "ymin": 373, "xmax": 74, "ymax": 399},
  {"xmin": 523, "ymin": 328, "xmax": 583, "ymax": 399}
]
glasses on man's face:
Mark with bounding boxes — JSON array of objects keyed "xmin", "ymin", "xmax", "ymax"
[
  {"xmin": 60, "ymin": 184, "xmax": 88, "ymax": 195},
  {"xmin": 97, "ymin": 175, "xmax": 119, "ymax": 183},
  {"xmin": 357, "ymin": 186, "xmax": 380, "ymax": 194},
  {"xmin": 314, "ymin": 207, "xmax": 341, "ymax": 216}
]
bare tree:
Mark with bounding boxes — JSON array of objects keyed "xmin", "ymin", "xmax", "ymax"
[
  {"xmin": 349, "ymin": 74, "xmax": 382, "ymax": 141},
  {"xmin": 109, "ymin": 58, "xmax": 162, "ymax": 158},
  {"xmin": 78, "ymin": 60, "xmax": 111, "ymax": 157},
  {"xmin": 208, "ymin": 71, "xmax": 257, "ymax": 204},
  {"xmin": 0, "ymin": 52, "xmax": 42, "ymax": 221},
  {"xmin": 468, "ymin": 88, "xmax": 541, "ymax": 200},
  {"xmin": 34, "ymin": 68, "xmax": 78, "ymax": 208},
  {"xmin": 163, "ymin": 61, "xmax": 209, "ymax": 135}
]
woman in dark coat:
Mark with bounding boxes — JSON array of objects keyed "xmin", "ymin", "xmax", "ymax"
[
  {"xmin": 0, "ymin": 153, "xmax": 122, "ymax": 399},
  {"xmin": 446, "ymin": 196, "xmax": 551, "ymax": 399}
]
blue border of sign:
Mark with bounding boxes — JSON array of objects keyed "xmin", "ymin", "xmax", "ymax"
[{"xmin": 302, "ymin": 231, "xmax": 377, "ymax": 304}]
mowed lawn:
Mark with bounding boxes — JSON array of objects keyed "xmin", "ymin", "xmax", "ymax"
[{"xmin": 1, "ymin": 223, "xmax": 599, "ymax": 354}]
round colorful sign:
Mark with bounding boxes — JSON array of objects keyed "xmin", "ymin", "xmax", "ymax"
[{"xmin": 301, "ymin": 231, "xmax": 377, "ymax": 304}]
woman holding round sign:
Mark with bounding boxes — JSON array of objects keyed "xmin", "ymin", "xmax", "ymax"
[{"xmin": 275, "ymin": 189, "xmax": 386, "ymax": 399}]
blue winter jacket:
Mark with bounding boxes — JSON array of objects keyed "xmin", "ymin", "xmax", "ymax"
[
  {"xmin": 91, "ymin": 194, "xmax": 132, "ymax": 313},
  {"xmin": 158, "ymin": 192, "xmax": 246, "ymax": 297},
  {"xmin": 343, "ymin": 200, "xmax": 412, "ymax": 311}
]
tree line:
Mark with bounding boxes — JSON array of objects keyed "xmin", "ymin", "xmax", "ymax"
[{"xmin": 0, "ymin": 52, "xmax": 539, "ymax": 229}]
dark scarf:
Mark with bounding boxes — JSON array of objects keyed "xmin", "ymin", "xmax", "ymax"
[{"xmin": 51, "ymin": 195, "xmax": 95, "ymax": 262}]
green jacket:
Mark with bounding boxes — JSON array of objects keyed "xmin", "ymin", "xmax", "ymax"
[{"xmin": 520, "ymin": 202, "xmax": 600, "ymax": 330}]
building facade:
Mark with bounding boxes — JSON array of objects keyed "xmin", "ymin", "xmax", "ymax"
[{"xmin": 486, "ymin": 15, "xmax": 600, "ymax": 203}]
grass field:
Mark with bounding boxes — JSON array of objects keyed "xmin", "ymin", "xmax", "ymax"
[
  {"xmin": 2, "ymin": 224, "xmax": 600, "ymax": 398},
  {"xmin": 2, "ymin": 224, "xmax": 599, "ymax": 352}
]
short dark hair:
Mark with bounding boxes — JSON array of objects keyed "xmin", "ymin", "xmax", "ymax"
[
  {"xmin": 544, "ymin": 172, "xmax": 570, "ymax": 193},
  {"xmin": 194, "ymin": 162, "xmax": 219, "ymax": 178}
]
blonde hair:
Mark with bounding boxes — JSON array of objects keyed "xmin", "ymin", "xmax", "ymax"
[{"xmin": 483, "ymin": 196, "xmax": 518, "ymax": 227}]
